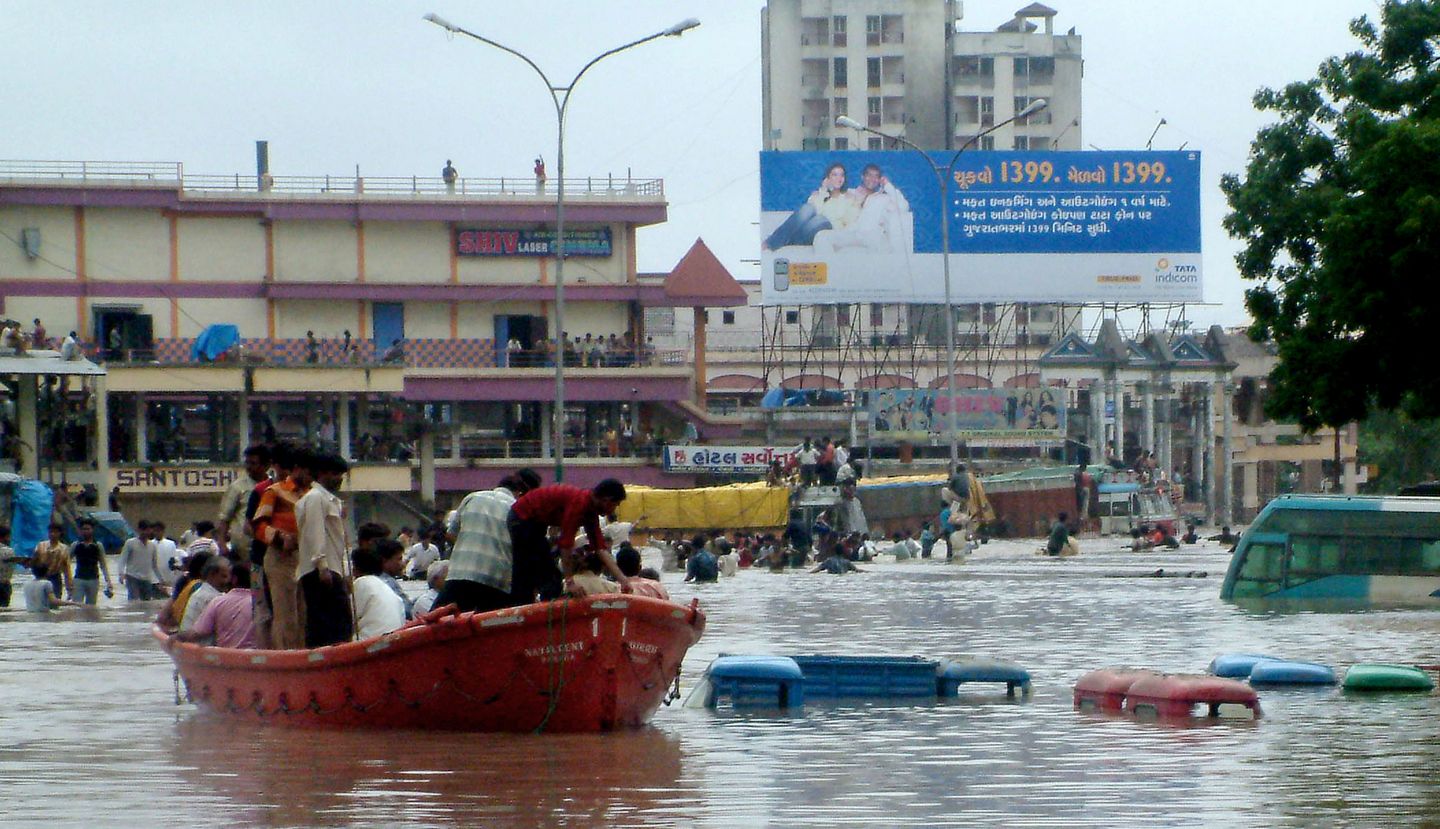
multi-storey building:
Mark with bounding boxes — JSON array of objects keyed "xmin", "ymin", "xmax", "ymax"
[
  {"xmin": 0, "ymin": 159, "xmax": 746, "ymax": 527},
  {"xmin": 762, "ymin": 1, "xmax": 1082, "ymax": 152}
]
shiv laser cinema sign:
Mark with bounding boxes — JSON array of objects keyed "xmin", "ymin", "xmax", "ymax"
[{"xmin": 456, "ymin": 228, "xmax": 613, "ymax": 257}]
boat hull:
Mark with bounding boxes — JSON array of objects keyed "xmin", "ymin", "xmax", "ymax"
[{"xmin": 155, "ymin": 595, "xmax": 706, "ymax": 732}]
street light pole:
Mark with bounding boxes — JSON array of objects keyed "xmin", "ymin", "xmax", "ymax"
[
  {"xmin": 837, "ymin": 99, "xmax": 1047, "ymax": 474},
  {"xmin": 424, "ymin": 13, "xmax": 699, "ymax": 483}
]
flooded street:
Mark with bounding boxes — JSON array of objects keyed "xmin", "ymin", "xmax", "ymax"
[{"xmin": 3, "ymin": 537, "xmax": 1437, "ymax": 828}]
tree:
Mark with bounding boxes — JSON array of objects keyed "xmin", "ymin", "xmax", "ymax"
[
  {"xmin": 1221, "ymin": 0, "xmax": 1440, "ymax": 431},
  {"xmin": 1358, "ymin": 409, "xmax": 1440, "ymax": 492}
]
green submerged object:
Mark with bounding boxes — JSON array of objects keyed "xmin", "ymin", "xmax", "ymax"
[{"xmin": 1342, "ymin": 664, "xmax": 1435, "ymax": 692}]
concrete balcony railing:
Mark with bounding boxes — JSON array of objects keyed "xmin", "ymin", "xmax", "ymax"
[
  {"xmin": 0, "ymin": 160, "xmax": 664, "ymax": 201},
  {"xmin": 102, "ymin": 338, "xmax": 686, "ymax": 370}
]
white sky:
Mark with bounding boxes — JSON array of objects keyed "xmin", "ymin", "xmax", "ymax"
[{"xmin": 2, "ymin": 0, "xmax": 1382, "ymax": 328}]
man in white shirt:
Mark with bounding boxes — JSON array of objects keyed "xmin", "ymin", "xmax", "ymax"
[
  {"xmin": 294, "ymin": 452, "xmax": 353, "ymax": 647},
  {"xmin": 179, "ymin": 557, "xmax": 232, "ymax": 632},
  {"xmin": 117, "ymin": 521, "xmax": 162, "ymax": 600},
  {"xmin": 152, "ymin": 523, "xmax": 181, "ymax": 587},
  {"xmin": 351, "ymin": 545, "xmax": 406, "ymax": 640},
  {"xmin": 404, "ymin": 532, "xmax": 441, "ymax": 580},
  {"xmin": 818, "ymin": 164, "xmax": 912, "ymax": 254},
  {"xmin": 797, "ymin": 438, "xmax": 820, "ymax": 486}
]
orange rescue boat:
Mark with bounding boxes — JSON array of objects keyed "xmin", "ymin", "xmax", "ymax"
[{"xmin": 154, "ymin": 595, "xmax": 706, "ymax": 732}]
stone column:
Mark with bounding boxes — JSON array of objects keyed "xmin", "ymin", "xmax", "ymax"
[
  {"xmin": 1112, "ymin": 380, "xmax": 1125, "ymax": 462},
  {"xmin": 540, "ymin": 403, "xmax": 552, "ymax": 459},
  {"xmin": 693, "ymin": 307, "xmax": 708, "ymax": 408},
  {"xmin": 1089, "ymin": 381, "xmax": 1104, "ymax": 465},
  {"xmin": 94, "ymin": 376, "xmax": 110, "ymax": 485},
  {"xmin": 1242, "ymin": 460, "xmax": 1260, "ymax": 522},
  {"xmin": 337, "ymin": 394, "xmax": 352, "ymax": 460},
  {"xmin": 1142, "ymin": 381, "xmax": 1155, "ymax": 459},
  {"xmin": 419, "ymin": 429, "xmax": 435, "ymax": 507},
  {"xmin": 1203, "ymin": 384, "xmax": 1217, "ymax": 522},
  {"xmin": 1221, "ymin": 381, "xmax": 1234, "ymax": 526},
  {"xmin": 135, "ymin": 392, "xmax": 148, "ymax": 463},
  {"xmin": 238, "ymin": 392, "xmax": 251, "ymax": 455},
  {"xmin": 16, "ymin": 376, "xmax": 39, "ymax": 478}
]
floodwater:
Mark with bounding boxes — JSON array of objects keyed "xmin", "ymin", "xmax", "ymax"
[{"xmin": 3, "ymin": 537, "xmax": 1438, "ymax": 828}]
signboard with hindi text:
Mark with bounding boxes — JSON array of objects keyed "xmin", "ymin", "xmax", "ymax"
[
  {"xmin": 663, "ymin": 444, "xmax": 800, "ymax": 474},
  {"xmin": 760, "ymin": 150, "xmax": 1201, "ymax": 304}
]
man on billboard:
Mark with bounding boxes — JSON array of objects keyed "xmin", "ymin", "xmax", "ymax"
[{"xmin": 813, "ymin": 163, "xmax": 912, "ymax": 255}]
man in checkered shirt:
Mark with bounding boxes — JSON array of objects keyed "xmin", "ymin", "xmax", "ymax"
[{"xmin": 434, "ymin": 468, "xmax": 542, "ymax": 613}]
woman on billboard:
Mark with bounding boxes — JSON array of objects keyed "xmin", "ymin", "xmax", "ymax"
[{"xmin": 762, "ymin": 163, "xmax": 860, "ymax": 250}]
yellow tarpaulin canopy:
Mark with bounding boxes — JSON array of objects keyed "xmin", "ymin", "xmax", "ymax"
[{"xmin": 616, "ymin": 481, "xmax": 791, "ymax": 531}]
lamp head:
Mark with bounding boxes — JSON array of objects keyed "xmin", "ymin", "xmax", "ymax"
[
  {"xmin": 663, "ymin": 18, "xmax": 701, "ymax": 36},
  {"xmin": 835, "ymin": 115, "xmax": 864, "ymax": 130},
  {"xmin": 1018, "ymin": 98, "xmax": 1049, "ymax": 118},
  {"xmin": 423, "ymin": 12, "xmax": 459, "ymax": 32}
]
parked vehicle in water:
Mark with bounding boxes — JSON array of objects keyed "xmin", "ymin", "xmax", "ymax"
[
  {"xmin": 1094, "ymin": 470, "xmax": 1178, "ymax": 536},
  {"xmin": 1220, "ymin": 495, "xmax": 1440, "ymax": 605}
]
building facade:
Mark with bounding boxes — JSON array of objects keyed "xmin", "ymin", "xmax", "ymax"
[
  {"xmin": 1, "ymin": 160, "xmax": 745, "ymax": 525},
  {"xmin": 762, "ymin": 1, "xmax": 1082, "ymax": 152}
]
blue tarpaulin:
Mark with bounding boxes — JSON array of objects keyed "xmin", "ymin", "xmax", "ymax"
[
  {"xmin": 10, "ymin": 479, "xmax": 54, "ymax": 559},
  {"xmin": 191, "ymin": 324, "xmax": 240, "ymax": 361}
]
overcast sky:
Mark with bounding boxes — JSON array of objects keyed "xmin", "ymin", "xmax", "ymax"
[{"xmin": 3, "ymin": 1, "xmax": 1382, "ymax": 328}]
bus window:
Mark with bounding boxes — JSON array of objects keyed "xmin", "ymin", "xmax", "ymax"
[
  {"xmin": 1287, "ymin": 536, "xmax": 1342, "ymax": 585},
  {"xmin": 1233, "ymin": 541, "xmax": 1285, "ymax": 597},
  {"xmin": 1422, "ymin": 540, "xmax": 1440, "ymax": 573}
]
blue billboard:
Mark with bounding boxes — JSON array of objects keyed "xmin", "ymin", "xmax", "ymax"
[{"xmin": 759, "ymin": 150, "xmax": 1202, "ymax": 304}]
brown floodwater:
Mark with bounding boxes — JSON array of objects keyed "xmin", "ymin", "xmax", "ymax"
[{"xmin": 2, "ymin": 538, "xmax": 1437, "ymax": 828}]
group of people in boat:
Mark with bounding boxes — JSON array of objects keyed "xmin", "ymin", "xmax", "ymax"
[{"xmin": 148, "ymin": 441, "xmax": 669, "ymax": 651}]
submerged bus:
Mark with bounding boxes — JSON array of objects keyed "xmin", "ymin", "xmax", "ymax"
[{"xmin": 1220, "ymin": 495, "xmax": 1440, "ymax": 605}]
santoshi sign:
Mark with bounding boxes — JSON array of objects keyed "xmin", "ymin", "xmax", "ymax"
[
  {"xmin": 664, "ymin": 445, "xmax": 800, "ymax": 474},
  {"xmin": 111, "ymin": 467, "xmax": 238, "ymax": 493}
]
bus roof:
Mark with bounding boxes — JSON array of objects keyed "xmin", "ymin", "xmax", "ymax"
[{"xmin": 1259, "ymin": 494, "xmax": 1440, "ymax": 513}]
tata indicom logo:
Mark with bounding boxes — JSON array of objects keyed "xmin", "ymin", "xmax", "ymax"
[{"xmin": 1154, "ymin": 257, "xmax": 1199, "ymax": 284}]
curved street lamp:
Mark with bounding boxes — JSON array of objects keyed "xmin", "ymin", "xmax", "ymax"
[
  {"xmin": 837, "ymin": 98, "xmax": 1047, "ymax": 473},
  {"xmin": 424, "ymin": 13, "xmax": 700, "ymax": 482}
]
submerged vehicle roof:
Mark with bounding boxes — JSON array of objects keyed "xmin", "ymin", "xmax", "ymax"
[{"xmin": 1256, "ymin": 494, "xmax": 1440, "ymax": 513}]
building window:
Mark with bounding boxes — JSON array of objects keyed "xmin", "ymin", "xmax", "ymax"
[
  {"xmin": 870, "ymin": 304, "xmax": 885, "ymax": 326},
  {"xmin": 867, "ymin": 57, "xmax": 881, "ymax": 88},
  {"xmin": 785, "ymin": 310, "xmax": 799, "ymax": 324},
  {"xmin": 722, "ymin": 311, "xmax": 736, "ymax": 325},
  {"xmin": 1014, "ymin": 96, "xmax": 1051, "ymax": 125},
  {"xmin": 801, "ymin": 137, "xmax": 832, "ymax": 151},
  {"xmin": 833, "ymin": 57, "xmax": 847, "ymax": 89},
  {"xmin": 834, "ymin": 136, "xmax": 848, "ymax": 150},
  {"xmin": 1014, "ymin": 136, "xmax": 1030, "ymax": 151},
  {"xmin": 978, "ymin": 135, "xmax": 995, "ymax": 150},
  {"xmin": 866, "ymin": 15, "xmax": 881, "ymax": 45},
  {"xmin": 868, "ymin": 136, "xmax": 882, "ymax": 150},
  {"xmin": 832, "ymin": 15, "xmax": 847, "ymax": 47},
  {"xmin": 833, "ymin": 97, "xmax": 848, "ymax": 116},
  {"xmin": 954, "ymin": 55, "xmax": 995, "ymax": 78},
  {"xmin": 1014, "ymin": 56, "xmax": 1055, "ymax": 82},
  {"xmin": 867, "ymin": 96, "xmax": 881, "ymax": 127}
]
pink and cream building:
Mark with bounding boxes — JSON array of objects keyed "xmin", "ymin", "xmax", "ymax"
[{"xmin": 0, "ymin": 160, "xmax": 745, "ymax": 521}]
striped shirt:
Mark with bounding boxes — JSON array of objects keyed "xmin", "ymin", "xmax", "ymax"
[{"xmin": 445, "ymin": 486, "xmax": 517, "ymax": 592}]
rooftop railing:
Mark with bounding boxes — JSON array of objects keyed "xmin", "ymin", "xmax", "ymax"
[{"xmin": 0, "ymin": 160, "xmax": 663, "ymax": 200}]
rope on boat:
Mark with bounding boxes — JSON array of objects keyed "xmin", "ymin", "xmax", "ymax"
[{"xmin": 531, "ymin": 599, "xmax": 572, "ymax": 734}]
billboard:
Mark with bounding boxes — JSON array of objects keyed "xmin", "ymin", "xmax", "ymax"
[
  {"xmin": 760, "ymin": 150, "xmax": 1201, "ymax": 304},
  {"xmin": 868, "ymin": 388, "xmax": 1067, "ymax": 445}
]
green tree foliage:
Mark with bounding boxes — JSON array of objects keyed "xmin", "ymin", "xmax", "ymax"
[
  {"xmin": 1359, "ymin": 409, "xmax": 1440, "ymax": 492},
  {"xmin": 1221, "ymin": 0, "xmax": 1440, "ymax": 430}
]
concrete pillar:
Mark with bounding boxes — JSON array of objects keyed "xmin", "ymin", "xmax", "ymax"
[
  {"xmin": 1242, "ymin": 460, "xmax": 1260, "ymax": 521},
  {"xmin": 135, "ymin": 392, "xmax": 148, "ymax": 463},
  {"xmin": 693, "ymin": 307, "xmax": 708, "ymax": 409},
  {"xmin": 337, "ymin": 394, "xmax": 352, "ymax": 460},
  {"xmin": 93, "ymin": 376, "xmax": 110, "ymax": 484},
  {"xmin": 238, "ymin": 392, "xmax": 251, "ymax": 455},
  {"xmin": 1221, "ymin": 381, "xmax": 1234, "ymax": 525},
  {"xmin": 540, "ymin": 403, "xmax": 553, "ymax": 459},
  {"xmin": 1203, "ymin": 384, "xmax": 1216, "ymax": 522},
  {"xmin": 16, "ymin": 376, "xmax": 39, "ymax": 478},
  {"xmin": 1089, "ymin": 382, "xmax": 1104, "ymax": 464},
  {"xmin": 1142, "ymin": 382, "xmax": 1155, "ymax": 460},
  {"xmin": 419, "ymin": 429, "xmax": 435, "ymax": 507},
  {"xmin": 1112, "ymin": 381, "xmax": 1125, "ymax": 462}
]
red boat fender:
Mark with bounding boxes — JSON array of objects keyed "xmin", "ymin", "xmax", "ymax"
[
  {"xmin": 1124, "ymin": 674, "xmax": 1262, "ymax": 719},
  {"xmin": 1073, "ymin": 669, "xmax": 1158, "ymax": 711}
]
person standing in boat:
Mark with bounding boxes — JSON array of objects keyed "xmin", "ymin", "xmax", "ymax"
[
  {"xmin": 436, "ymin": 469, "xmax": 541, "ymax": 613},
  {"xmin": 293, "ymin": 451, "xmax": 353, "ymax": 648},
  {"xmin": 507, "ymin": 479, "xmax": 632, "ymax": 603},
  {"xmin": 252, "ymin": 443, "xmax": 310, "ymax": 649}
]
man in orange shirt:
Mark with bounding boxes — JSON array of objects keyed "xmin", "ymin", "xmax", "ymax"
[{"xmin": 251, "ymin": 443, "xmax": 310, "ymax": 648}]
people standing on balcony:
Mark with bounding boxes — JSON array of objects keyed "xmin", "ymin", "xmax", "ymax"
[
  {"xmin": 442, "ymin": 160, "xmax": 458, "ymax": 193},
  {"xmin": 341, "ymin": 329, "xmax": 355, "ymax": 363},
  {"xmin": 381, "ymin": 338, "xmax": 405, "ymax": 364},
  {"xmin": 31, "ymin": 318, "xmax": 47, "ymax": 349},
  {"xmin": 106, "ymin": 327, "xmax": 123, "ymax": 361},
  {"xmin": 533, "ymin": 156, "xmax": 546, "ymax": 194},
  {"xmin": 60, "ymin": 331, "xmax": 81, "ymax": 361},
  {"xmin": 305, "ymin": 331, "xmax": 319, "ymax": 364}
]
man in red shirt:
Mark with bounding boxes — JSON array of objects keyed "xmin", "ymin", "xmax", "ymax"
[{"xmin": 507, "ymin": 479, "xmax": 631, "ymax": 604}]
